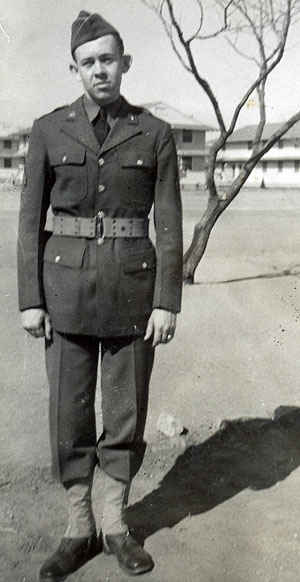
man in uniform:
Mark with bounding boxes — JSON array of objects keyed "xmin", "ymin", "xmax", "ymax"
[{"xmin": 18, "ymin": 10, "xmax": 182, "ymax": 580}]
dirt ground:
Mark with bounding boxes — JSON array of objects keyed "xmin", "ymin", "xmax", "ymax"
[{"xmin": 2, "ymin": 187, "xmax": 300, "ymax": 582}]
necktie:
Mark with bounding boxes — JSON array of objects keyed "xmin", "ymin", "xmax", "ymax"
[{"xmin": 92, "ymin": 109, "xmax": 110, "ymax": 146}]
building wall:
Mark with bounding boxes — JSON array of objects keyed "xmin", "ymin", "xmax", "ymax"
[
  {"xmin": 192, "ymin": 156, "xmax": 205, "ymax": 171},
  {"xmin": 224, "ymin": 139, "xmax": 300, "ymax": 158},
  {"xmin": 0, "ymin": 137, "xmax": 19, "ymax": 156},
  {"xmin": 0, "ymin": 133, "xmax": 29, "ymax": 179},
  {"xmin": 216, "ymin": 158, "xmax": 300, "ymax": 187},
  {"xmin": 217, "ymin": 135, "xmax": 300, "ymax": 187},
  {"xmin": 0, "ymin": 157, "xmax": 23, "ymax": 169},
  {"xmin": 247, "ymin": 160, "xmax": 300, "ymax": 187},
  {"xmin": 173, "ymin": 128, "xmax": 205, "ymax": 150},
  {"xmin": 173, "ymin": 129, "xmax": 207, "ymax": 180}
]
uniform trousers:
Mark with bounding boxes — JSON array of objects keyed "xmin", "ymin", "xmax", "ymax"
[{"xmin": 45, "ymin": 330, "xmax": 155, "ymax": 486}]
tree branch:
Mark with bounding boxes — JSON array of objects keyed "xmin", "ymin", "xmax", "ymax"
[
  {"xmin": 185, "ymin": 0, "xmax": 204, "ymax": 43},
  {"xmin": 164, "ymin": 0, "xmax": 227, "ymax": 133},
  {"xmin": 247, "ymin": 111, "xmax": 300, "ymax": 167},
  {"xmin": 227, "ymin": 0, "xmax": 292, "ymax": 136},
  {"xmin": 160, "ymin": 14, "xmax": 192, "ymax": 71},
  {"xmin": 188, "ymin": 0, "xmax": 235, "ymax": 41}
]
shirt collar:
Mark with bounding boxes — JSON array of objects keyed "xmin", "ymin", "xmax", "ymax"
[{"xmin": 83, "ymin": 94, "xmax": 123, "ymax": 124}]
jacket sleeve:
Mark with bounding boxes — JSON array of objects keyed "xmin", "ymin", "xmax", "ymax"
[
  {"xmin": 17, "ymin": 119, "xmax": 52, "ymax": 311},
  {"xmin": 153, "ymin": 124, "xmax": 183, "ymax": 313}
]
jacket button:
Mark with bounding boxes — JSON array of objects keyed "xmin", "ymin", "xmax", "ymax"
[
  {"xmin": 98, "ymin": 184, "xmax": 106, "ymax": 193},
  {"xmin": 98, "ymin": 158, "xmax": 104, "ymax": 167},
  {"xmin": 62, "ymin": 155, "xmax": 67, "ymax": 163},
  {"xmin": 142, "ymin": 262, "xmax": 148, "ymax": 269},
  {"xmin": 55, "ymin": 255, "xmax": 61, "ymax": 263},
  {"xmin": 137, "ymin": 159, "xmax": 143, "ymax": 166}
]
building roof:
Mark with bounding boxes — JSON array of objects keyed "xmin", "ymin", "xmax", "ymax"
[
  {"xmin": 0, "ymin": 123, "xmax": 31, "ymax": 138},
  {"xmin": 143, "ymin": 101, "xmax": 213, "ymax": 131},
  {"xmin": 228, "ymin": 121, "xmax": 300, "ymax": 142}
]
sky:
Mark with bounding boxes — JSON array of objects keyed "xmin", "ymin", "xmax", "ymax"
[{"xmin": 1, "ymin": 0, "xmax": 300, "ymax": 130}]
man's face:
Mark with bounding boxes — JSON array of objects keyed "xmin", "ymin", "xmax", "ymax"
[{"xmin": 73, "ymin": 34, "xmax": 130, "ymax": 105}]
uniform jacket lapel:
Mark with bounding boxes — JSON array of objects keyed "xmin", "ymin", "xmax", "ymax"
[
  {"xmin": 60, "ymin": 97, "xmax": 101, "ymax": 155},
  {"xmin": 101, "ymin": 97, "xmax": 142, "ymax": 154},
  {"xmin": 100, "ymin": 97, "xmax": 142, "ymax": 155}
]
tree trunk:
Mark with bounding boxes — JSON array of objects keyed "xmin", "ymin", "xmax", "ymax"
[{"xmin": 183, "ymin": 194, "xmax": 225, "ymax": 284}]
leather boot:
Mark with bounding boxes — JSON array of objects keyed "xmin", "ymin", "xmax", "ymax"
[
  {"xmin": 104, "ymin": 531, "xmax": 154, "ymax": 576},
  {"xmin": 39, "ymin": 533, "xmax": 99, "ymax": 581},
  {"xmin": 39, "ymin": 478, "xmax": 99, "ymax": 581}
]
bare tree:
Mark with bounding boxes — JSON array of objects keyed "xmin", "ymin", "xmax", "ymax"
[{"xmin": 141, "ymin": 0, "xmax": 300, "ymax": 282}]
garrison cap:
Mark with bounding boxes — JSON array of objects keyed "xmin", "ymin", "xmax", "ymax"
[{"xmin": 71, "ymin": 10, "xmax": 123, "ymax": 56}]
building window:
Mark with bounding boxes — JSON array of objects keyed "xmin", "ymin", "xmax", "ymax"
[
  {"xmin": 278, "ymin": 161, "xmax": 283, "ymax": 172},
  {"xmin": 182, "ymin": 129, "xmax": 193, "ymax": 143},
  {"xmin": 4, "ymin": 139, "xmax": 12, "ymax": 149},
  {"xmin": 4, "ymin": 158, "xmax": 12, "ymax": 168},
  {"xmin": 262, "ymin": 161, "xmax": 268, "ymax": 172},
  {"xmin": 295, "ymin": 160, "xmax": 300, "ymax": 172},
  {"xmin": 182, "ymin": 156, "xmax": 193, "ymax": 171},
  {"xmin": 247, "ymin": 141, "xmax": 252, "ymax": 150}
]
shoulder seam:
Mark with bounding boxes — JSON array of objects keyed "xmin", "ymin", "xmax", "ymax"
[{"xmin": 38, "ymin": 105, "xmax": 69, "ymax": 120}]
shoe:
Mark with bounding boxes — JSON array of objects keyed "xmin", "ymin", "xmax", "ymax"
[
  {"xmin": 104, "ymin": 531, "xmax": 154, "ymax": 576},
  {"xmin": 39, "ymin": 532, "xmax": 100, "ymax": 581}
]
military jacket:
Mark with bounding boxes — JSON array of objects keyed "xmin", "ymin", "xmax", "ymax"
[{"xmin": 17, "ymin": 96, "xmax": 183, "ymax": 337}]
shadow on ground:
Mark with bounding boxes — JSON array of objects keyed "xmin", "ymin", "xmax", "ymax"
[
  {"xmin": 126, "ymin": 405, "xmax": 300, "ymax": 542},
  {"xmin": 196, "ymin": 264, "xmax": 300, "ymax": 285}
]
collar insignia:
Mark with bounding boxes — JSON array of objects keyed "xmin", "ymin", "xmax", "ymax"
[{"xmin": 128, "ymin": 113, "xmax": 138, "ymax": 125}]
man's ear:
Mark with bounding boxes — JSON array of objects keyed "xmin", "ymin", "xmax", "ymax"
[
  {"xmin": 122, "ymin": 54, "xmax": 132, "ymax": 74},
  {"xmin": 69, "ymin": 62, "xmax": 80, "ymax": 81}
]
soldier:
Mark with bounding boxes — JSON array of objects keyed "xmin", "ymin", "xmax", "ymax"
[{"xmin": 18, "ymin": 10, "xmax": 182, "ymax": 581}]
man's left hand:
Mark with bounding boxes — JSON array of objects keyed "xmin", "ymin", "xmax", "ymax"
[{"xmin": 144, "ymin": 309, "xmax": 177, "ymax": 347}]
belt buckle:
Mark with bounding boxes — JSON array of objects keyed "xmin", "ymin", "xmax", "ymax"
[{"xmin": 95, "ymin": 211, "xmax": 105, "ymax": 245}]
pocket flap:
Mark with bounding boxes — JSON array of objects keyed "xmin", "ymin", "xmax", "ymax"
[
  {"xmin": 49, "ymin": 147, "xmax": 86, "ymax": 166},
  {"xmin": 123, "ymin": 250, "xmax": 156, "ymax": 274},
  {"xmin": 44, "ymin": 236, "xmax": 86, "ymax": 268},
  {"xmin": 121, "ymin": 151, "xmax": 154, "ymax": 168}
]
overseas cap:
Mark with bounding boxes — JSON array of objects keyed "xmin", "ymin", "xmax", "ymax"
[{"xmin": 71, "ymin": 10, "xmax": 122, "ymax": 57}]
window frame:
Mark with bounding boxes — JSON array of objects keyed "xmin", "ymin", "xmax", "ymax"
[
  {"xmin": 4, "ymin": 157, "xmax": 12, "ymax": 168},
  {"xmin": 4, "ymin": 139, "xmax": 12, "ymax": 150},
  {"xmin": 182, "ymin": 129, "xmax": 193, "ymax": 144}
]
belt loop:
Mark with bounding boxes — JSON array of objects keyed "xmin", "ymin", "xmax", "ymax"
[
  {"xmin": 96, "ymin": 211, "xmax": 105, "ymax": 246},
  {"xmin": 74, "ymin": 217, "xmax": 80, "ymax": 236}
]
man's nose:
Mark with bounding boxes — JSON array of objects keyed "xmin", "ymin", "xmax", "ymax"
[{"xmin": 94, "ymin": 61, "xmax": 107, "ymax": 77}]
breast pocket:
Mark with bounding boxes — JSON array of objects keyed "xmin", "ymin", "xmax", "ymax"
[
  {"xmin": 120, "ymin": 151, "xmax": 155, "ymax": 170},
  {"xmin": 118, "ymin": 150, "xmax": 156, "ymax": 207},
  {"xmin": 49, "ymin": 146, "xmax": 87, "ymax": 204}
]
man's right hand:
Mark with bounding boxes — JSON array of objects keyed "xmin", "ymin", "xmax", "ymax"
[{"xmin": 21, "ymin": 308, "xmax": 52, "ymax": 340}]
